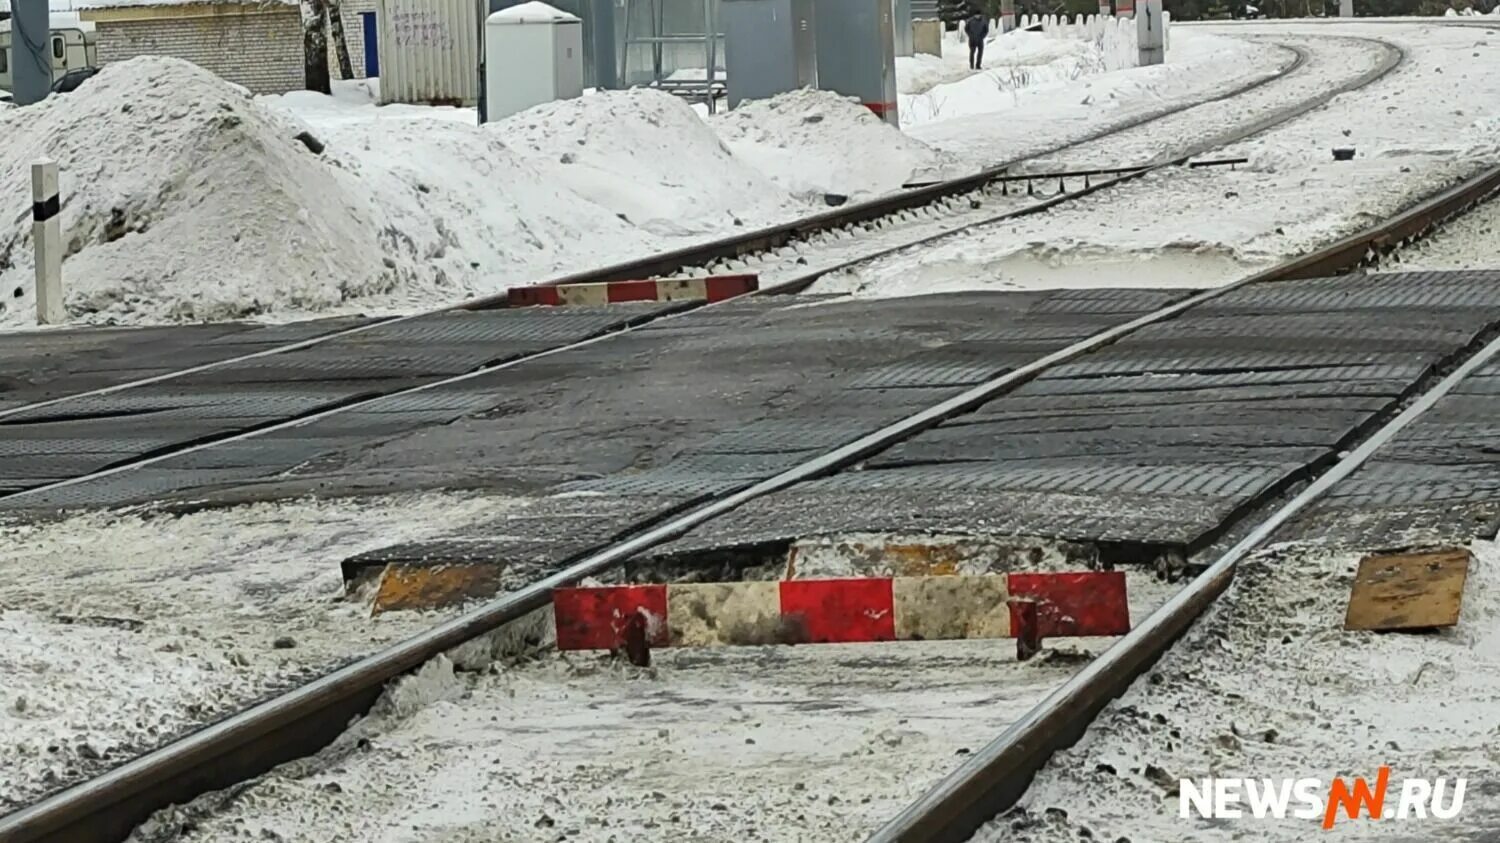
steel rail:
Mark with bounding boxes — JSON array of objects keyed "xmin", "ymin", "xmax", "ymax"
[
  {"xmin": 764, "ymin": 37, "xmax": 1404, "ymax": 296},
  {"xmin": 0, "ymin": 238, "xmax": 1243, "ymax": 843},
  {"xmin": 0, "ymin": 32, "xmax": 1447, "ymax": 843},
  {"xmin": 0, "ymin": 41, "xmax": 1308, "ymax": 424},
  {"xmin": 865, "ymin": 162, "xmax": 1500, "ymax": 843},
  {"xmin": 0, "ymin": 38, "xmax": 1354, "ymax": 503}
]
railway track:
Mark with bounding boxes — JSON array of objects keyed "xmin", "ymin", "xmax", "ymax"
[
  {"xmin": 867, "ymin": 277, "xmax": 1500, "ymax": 843},
  {"xmin": 708, "ymin": 35, "xmax": 1402, "ymax": 298},
  {"xmin": 0, "ymin": 32, "xmax": 1339, "ymax": 429},
  {"xmin": 0, "ymin": 34, "xmax": 1404, "ymax": 512},
  {"xmin": 6, "ymin": 54, "xmax": 1500, "ymax": 839}
]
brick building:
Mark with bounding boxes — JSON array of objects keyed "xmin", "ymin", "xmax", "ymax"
[{"xmin": 78, "ymin": 0, "xmax": 378, "ymax": 96}]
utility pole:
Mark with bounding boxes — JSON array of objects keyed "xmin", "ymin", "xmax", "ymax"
[{"xmin": 12, "ymin": 0, "xmax": 53, "ymax": 106}]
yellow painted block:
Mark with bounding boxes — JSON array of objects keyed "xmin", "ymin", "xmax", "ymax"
[
  {"xmin": 655, "ymin": 278, "xmax": 708, "ymax": 302},
  {"xmin": 892, "ymin": 575, "xmax": 1011, "ymax": 640},
  {"xmin": 556, "ymin": 283, "xmax": 612, "ymax": 306},
  {"xmin": 667, "ymin": 581, "xmax": 782, "ymax": 646},
  {"xmin": 371, "ymin": 563, "xmax": 502, "ymax": 615},
  {"xmin": 1345, "ymin": 547, "xmax": 1470, "ymax": 632}
]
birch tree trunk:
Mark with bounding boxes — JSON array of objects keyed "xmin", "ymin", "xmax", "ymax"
[
  {"xmin": 302, "ymin": 0, "xmax": 332, "ymax": 93},
  {"xmin": 326, "ymin": 0, "xmax": 356, "ymax": 80}
]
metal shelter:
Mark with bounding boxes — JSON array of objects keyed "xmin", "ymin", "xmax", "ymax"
[{"xmin": 620, "ymin": 0, "xmax": 724, "ymax": 111}]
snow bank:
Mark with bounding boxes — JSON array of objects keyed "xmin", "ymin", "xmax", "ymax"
[
  {"xmin": 902, "ymin": 29, "xmax": 1276, "ymax": 162},
  {"xmin": 297, "ymin": 103, "xmax": 654, "ymax": 313},
  {"xmin": 900, "ymin": 32, "xmax": 1110, "ymax": 126},
  {"xmin": 0, "ymin": 57, "xmax": 398, "ymax": 326},
  {"xmin": 711, "ymin": 88, "xmax": 970, "ymax": 200},
  {"xmin": 0, "ymin": 63, "xmax": 801, "ymax": 327},
  {"xmin": 488, "ymin": 88, "xmax": 799, "ymax": 236}
]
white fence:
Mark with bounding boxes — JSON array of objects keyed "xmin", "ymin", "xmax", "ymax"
[{"xmin": 1016, "ymin": 12, "xmax": 1170, "ymax": 70}]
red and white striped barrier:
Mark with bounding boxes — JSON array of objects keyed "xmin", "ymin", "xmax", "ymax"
[
  {"xmin": 552, "ymin": 572, "xmax": 1129, "ymax": 652},
  {"xmin": 508, "ymin": 274, "xmax": 759, "ymax": 308}
]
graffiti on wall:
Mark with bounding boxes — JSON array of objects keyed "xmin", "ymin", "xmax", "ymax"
[{"xmin": 390, "ymin": 11, "xmax": 455, "ymax": 48}]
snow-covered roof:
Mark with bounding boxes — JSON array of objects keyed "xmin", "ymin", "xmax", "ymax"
[
  {"xmin": 0, "ymin": 14, "xmax": 94, "ymax": 30},
  {"xmin": 489, "ymin": 2, "xmax": 580, "ymax": 24},
  {"xmin": 0, "ymin": 0, "xmax": 290, "ymax": 8},
  {"xmin": 59, "ymin": 0, "xmax": 294, "ymax": 9}
]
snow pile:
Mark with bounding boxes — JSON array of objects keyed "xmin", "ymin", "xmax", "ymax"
[
  {"xmin": 1026, "ymin": 12, "xmax": 1151, "ymax": 72},
  {"xmin": 489, "ymin": 88, "xmax": 799, "ymax": 236},
  {"xmin": 711, "ymin": 88, "xmax": 971, "ymax": 200},
  {"xmin": 0, "ymin": 57, "xmax": 397, "ymax": 326},
  {"xmin": 296, "ymin": 103, "xmax": 653, "ymax": 313},
  {"xmin": 900, "ymin": 32, "xmax": 1111, "ymax": 125},
  {"xmin": 0, "ymin": 64, "xmax": 804, "ymax": 327}
]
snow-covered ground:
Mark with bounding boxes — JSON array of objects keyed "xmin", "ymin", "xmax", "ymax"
[
  {"xmin": 131, "ymin": 571, "xmax": 1179, "ymax": 843},
  {"xmin": 902, "ymin": 30, "xmax": 1283, "ymax": 162},
  {"xmin": 0, "ymin": 492, "xmax": 510, "ymax": 811},
  {"xmin": 2, "ymin": 25, "xmax": 1296, "ymax": 329},
  {"xmin": 712, "ymin": 88, "xmax": 969, "ymax": 200},
  {"xmin": 815, "ymin": 23, "xmax": 1500, "ymax": 299},
  {"xmin": 985, "ymin": 539, "xmax": 1500, "ymax": 843}
]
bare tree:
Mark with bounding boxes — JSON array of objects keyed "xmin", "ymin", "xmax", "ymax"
[
  {"xmin": 326, "ymin": 0, "xmax": 355, "ymax": 80},
  {"xmin": 301, "ymin": 0, "xmax": 332, "ymax": 93}
]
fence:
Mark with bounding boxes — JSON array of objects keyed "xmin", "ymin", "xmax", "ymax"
[{"xmin": 1017, "ymin": 11, "xmax": 1170, "ymax": 70}]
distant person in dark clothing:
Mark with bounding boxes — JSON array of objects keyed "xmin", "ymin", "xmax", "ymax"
[{"xmin": 964, "ymin": 11, "xmax": 990, "ymax": 70}]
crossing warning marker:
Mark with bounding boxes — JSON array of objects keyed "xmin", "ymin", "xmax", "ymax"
[
  {"xmin": 552, "ymin": 571, "xmax": 1129, "ymax": 652},
  {"xmin": 507, "ymin": 274, "xmax": 759, "ymax": 308}
]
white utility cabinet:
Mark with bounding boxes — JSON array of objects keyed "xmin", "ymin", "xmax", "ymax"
[{"xmin": 484, "ymin": 2, "xmax": 584, "ymax": 121}]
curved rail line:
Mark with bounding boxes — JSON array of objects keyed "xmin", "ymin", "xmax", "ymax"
[
  {"xmin": 0, "ymin": 36, "xmax": 1313, "ymax": 424},
  {"xmin": 757, "ymin": 36, "xmax": 1404, "ymax": 296},
  {"xmin": 0, "ymin": 36, "xmax": 1402, "ymax": 508},
  {"xmin": 0, "ymin": 39, "xmax": 1487, "ymax": 843},
  {"xmin": 866, "ymin": 166, "xmax": 1500, "ymax": 843}
]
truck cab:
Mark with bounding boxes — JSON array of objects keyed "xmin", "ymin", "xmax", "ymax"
[{"xmin": 0, "ymin": 17, "xmax": 100, "ymax": 95}]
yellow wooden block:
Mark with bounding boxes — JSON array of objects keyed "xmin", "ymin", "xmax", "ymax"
[
  {"xmin": 371, "ymin": 563, "xmax": 502, "ymax": 615},
  {"xmin": 892, "ymin": 575, "xmax": 1011, "ymax": 641},
  {"xmin": 556, "ymin": 283, "xmax": 611, "ymax": 306},
  {"xmin": 655, "ymin": 278, "xmax": 709, "ymax": 301},
  {"xmin": 1344, "ymin": 548, "xmax": 1470, "ymax": 632},
  {"xmin": 667, "ymin": 581, "xmax": 782, "ymax": 646}
]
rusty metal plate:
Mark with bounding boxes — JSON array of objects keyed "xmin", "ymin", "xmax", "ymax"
[
  {"xmin": 1344, "ymin": 548, "xmax": 1470, "ymax": 632},
  {"xmin": 370, "ymin": 562, "xmax": 507, "ymax": 614}
]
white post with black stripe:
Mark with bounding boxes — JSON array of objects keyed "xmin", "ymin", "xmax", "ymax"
[{"xmin": 32, "ymin": 158, "xmax": 64, "ymax": 325}]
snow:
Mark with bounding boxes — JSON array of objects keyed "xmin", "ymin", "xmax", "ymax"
[
  {"xmin": 898, "ymin": 22, "xmax": 1155, "ymax": 128},
  {"xmin": 897, "ymin": 30, "xmax": 1105, "ymax": 98},
  {"xmin": 983, "ymin": 539, "xmax": 1500, "ymax": 843},
  {"xmin": 489, "ymin": 1, "xmax": 578, "ymax": 23},
  {"xmin": 813, "ymin": 25, "xmax": 1500, "ymax": 300},
  {"xmin": 711, "ymin": 88, "xmax": 969, "ymax": 201},
  {"xmin": 67, "ymin": 0, "xmax": 294, "ymax": 7},
  {"xmin": 0, "ymin": 15, "xmax": 91, "ymax": 31},
  {"xmin": 902, "ymin": 30, "xmax": 1283, "ymax": 162},
  {"xmin": 0, "ymin": 61, "xmax": 794, "ymax": 328},
  {"xmin": 0, "ymin": 491, "xmax": 509, "ymax": 812},
  {"xmin": 488, "ymin": 88, "xmax": 799, "ymax": 237},
  {"xmin": 132, "ymin": 571, "xmax": 1179, "ymax": 843},
  {"xmin": 0, "ymin": 22, "xmax": 1310, "ymax": 329},
  {"xmin": 0, "ymin": 57, "xmax": 405, "ymax": 327},
  {"xmin": 10, "ymin": 21, "xmax": 1492, "ymax": 331}
]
